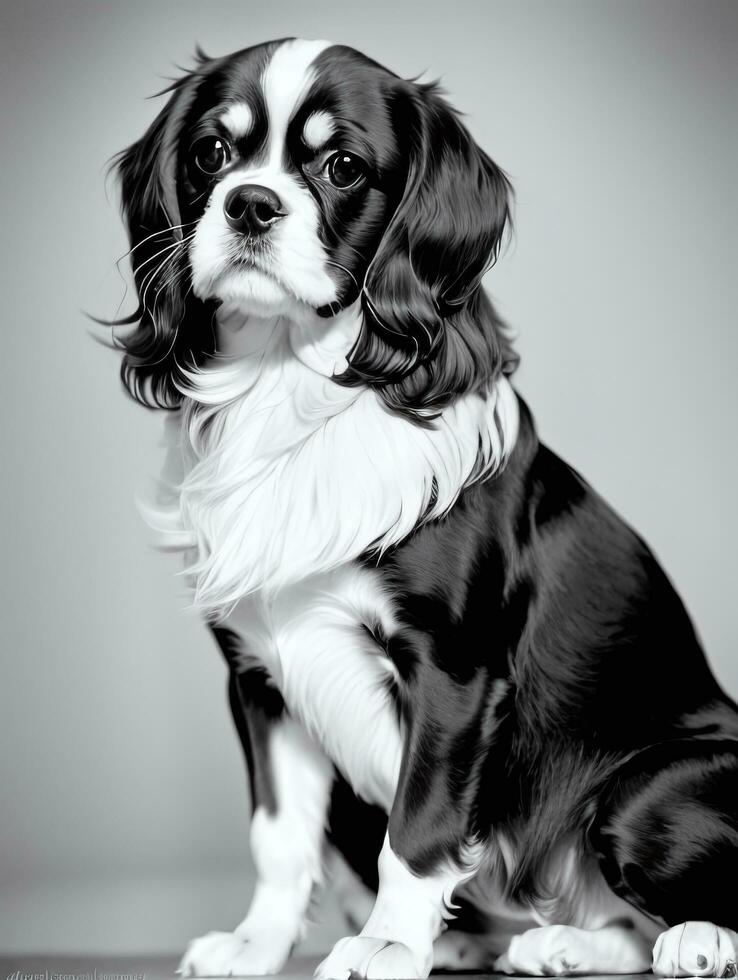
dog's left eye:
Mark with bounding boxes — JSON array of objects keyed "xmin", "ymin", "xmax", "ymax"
[
  {"xmin": 190, "ymin": 136, "xmax": 232, "ymax": 176},
  {"xmin": 324, "ymin": 152, "xmax": 366, "ymax": 189}
]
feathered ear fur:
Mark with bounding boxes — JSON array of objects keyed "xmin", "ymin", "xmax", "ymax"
[
  {"xmin": 111, "ymin": 50, "xmax": 217, "ymax": 409},
  {"xmin": 338, "ymin": 81, "xmax": 517, "ymax": 422}
]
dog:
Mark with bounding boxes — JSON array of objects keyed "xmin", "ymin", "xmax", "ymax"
[{"xmin": 109, "ymin": 37, "xmax": 738, "ymax": 979}]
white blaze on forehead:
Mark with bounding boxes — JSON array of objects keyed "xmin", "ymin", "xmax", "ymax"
[
  {"xmin": 261, "ymin": 38, "xmax": 333, "ymax": 167},
  {"xmin": 302, "ymin": 111, "xmax": 335, "ymax": 150},
  {"xmin": 220, "ymin": 102, "xmax": 254, "ymax": 139}
]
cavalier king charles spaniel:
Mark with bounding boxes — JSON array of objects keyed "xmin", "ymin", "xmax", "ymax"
[{"xmin": 110, "ymin": 37, "xmax": 738, "ymax": 979}]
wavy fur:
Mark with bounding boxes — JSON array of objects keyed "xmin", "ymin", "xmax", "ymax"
[{"xmin": 145, "ymin": 305, "xmax": 518, "ymax": 618}]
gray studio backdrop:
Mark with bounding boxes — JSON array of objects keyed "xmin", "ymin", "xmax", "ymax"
[{"xmin": 1, "ymin": 0, "xmax": 736, "ymax": 957}]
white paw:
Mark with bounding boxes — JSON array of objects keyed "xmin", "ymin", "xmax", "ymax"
[
  {"xmin": 314, "ymin": 935, "xmax": 431, "ymax": 979},
  {"xmin": 495, "ymin": 923, "xmax": 651, "ymax": 977},
  {"xmin": 652, "ymin": 922, "xmax": 738, "ymax": 978},
  {"xmin": 496, "ymin": 925, "xmax": 588, "ymax": 976},
  {"xmin": 178, "ymin": 930, "xmax": 292, "ymax": 977}
]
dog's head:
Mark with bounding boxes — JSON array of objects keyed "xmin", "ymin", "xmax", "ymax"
[{"xmin": 115, "ymin": 38, "xmax": 516, "ymax": 418}]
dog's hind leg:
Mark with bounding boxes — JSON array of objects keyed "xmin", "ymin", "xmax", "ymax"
[
  {"xmin": 494, "ymin": 922, "xmax": 653, "ymax": 975},
  {"xmin": 652, "ymin": 922, "xmax": 738, "ymax": 978},
  {"xmin": 593, "ymin": 740, "xmax": 738, "ymax": 978}
]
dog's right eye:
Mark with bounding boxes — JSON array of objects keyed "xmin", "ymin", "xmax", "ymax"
[{"xmin": 190, "ymin": 136, "xmax": 232, "ymax": 176}]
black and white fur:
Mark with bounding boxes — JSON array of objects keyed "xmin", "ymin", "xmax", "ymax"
[{"xmin": 110, "ymin": 38, "xmax": 738, "ymax": 979}]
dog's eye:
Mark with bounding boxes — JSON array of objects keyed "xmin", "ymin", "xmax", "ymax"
[
  {"xmin": 324, "ymin": 152, "xmax": 366, "ymax": 189},
  {"xmin": 191, "ymin": 136, "xmax": 231, "ymax": 176}
]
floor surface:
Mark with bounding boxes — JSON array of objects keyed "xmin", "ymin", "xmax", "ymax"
[{"xmin": 0, "ymin": 953, "xmax": 656, "ymax": 980}]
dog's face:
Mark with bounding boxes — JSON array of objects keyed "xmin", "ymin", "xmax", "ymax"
[
  {"xmin": 115, "ymin": 38, "xmax": 515, "ymax": 416},
  {"xmin": 184, "ymin": 39, "xmax": 404, "ymax": 318}
]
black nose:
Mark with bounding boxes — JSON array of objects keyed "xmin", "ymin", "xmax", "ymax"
[{"xmin": 223, "ymin": 184, "xmax": 285, "ymax": 235}]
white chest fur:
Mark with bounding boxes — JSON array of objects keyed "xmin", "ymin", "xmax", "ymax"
[
  {"xmin": 142, "ymin": 303, "xmax": 518, "ymax": 804},
  {"xmin": 222, "ymin": 563, "xmax": 402, "ymax": 809},
  {"xmin": 144, "ymin": 303, "xmax": 519, "ymax": 622}
]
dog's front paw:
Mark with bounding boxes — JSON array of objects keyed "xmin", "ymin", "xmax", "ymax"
[
  {"xmin": 652, "ymin": 922, "xmax": 738, "ymax": 978},
  {"xmin": 315, "ymin": 935, "xmax": 430, "ymax": 980},
  {"xmin": 178, "ymin": 930, "xmax": 292, "ymax": 977}
]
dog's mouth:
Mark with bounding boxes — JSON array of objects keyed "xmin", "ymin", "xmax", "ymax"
[
  {"xmin": 216, "ymin": 234, "xmax": 276, "ymax": 279},
  {"xmin": 229, "ymin": 253, "xmax": 288, "ymax": 291},
  {"xmin": 229, "ymin": 237, "xmax": 272, "ymax": 269},
  {"xmin": 190, "ymin": 213, "xmax": 337, "ymax": 312},
  {"xmin": 205, "ymin": 245, "xmax": 302, "ymax": 309}
]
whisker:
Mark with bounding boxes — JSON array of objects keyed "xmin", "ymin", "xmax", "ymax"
[
  {"xmin": 188, "ymin": 187, "xmax": 212, "ymax": 208},
  {"xmin": 159, "ymin": 262, "xmax": 192, "ymax": 300},
  {"xmin": 136, "ymin": 254, "xmax": 185, "ymax": 313},
  {"xmin": 116, "ymin": 221, "xmax": 196, "ymax": 265},
  {"xmin": 138, "ymin": 250, "xmax": 180, "ymax": 307},
  {"xmin": 133, "ymin": 235, "xmax": 193, "ymax": 280},
  {"xmin": 143, "ymin": 233, "xmax": 196, "ymax": 320},
  {"xmin": 141, "ymin": 314, "xmax": 184, "ymax": 368},
  {"xmin": 140, "ymin": 248, "xmax": 187, "ymax": 323},
  {"xmin": 144, "ymin": 272, "xmax": 196, "ymax": 370},
  {"xmin": 112, "ymin": 229, "xmax": 195, "ymax": 333},
  {"xmin": 140, "ymin": 231, "xmax": 195, "ymax": 281},
  {"xmin": 153, "ymin": 267, "xmax": 187, "ymax": 304}
]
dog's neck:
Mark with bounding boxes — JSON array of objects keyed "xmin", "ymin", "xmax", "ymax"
[
  {"xmin": 215, "ymin": 299, "xmax": 362, "ymax": 379},
  {"xmin": 145, "ymin": 302, "xmax": 519, "ymax": 621}
]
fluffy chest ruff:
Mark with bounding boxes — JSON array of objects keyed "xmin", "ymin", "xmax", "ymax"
[{"xmin": 146, "ymin": 304, "xmax": 519, "ymax": 620}]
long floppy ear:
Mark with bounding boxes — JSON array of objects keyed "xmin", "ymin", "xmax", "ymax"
[
  {"xmin": 338, "ymin": 81, "xmax": 517, "ymax": 421},
  {"xmin": 111, "ymin": 52, "xmax": 217, "ymax": 408}
]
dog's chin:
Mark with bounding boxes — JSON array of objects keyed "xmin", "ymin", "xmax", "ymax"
[
  {"xmin": 194, "ymin": 252, "xmax": 342, "ymax": 321},
  {"xmin": 213, "ymin": 267, "xmax": 303, "ymax": 318}
]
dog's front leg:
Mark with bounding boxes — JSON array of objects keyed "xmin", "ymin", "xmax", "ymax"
[
  {"xmin": 317, "ymin": 663, "xmax": 489, "ymax": 980},
  {"xmin": 180, "ymin": 630, "xmax": 334, "ymax": 977},
  {"xmin": 316, "ymin": 832, "xmax": 476, "ymax": 979}
]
